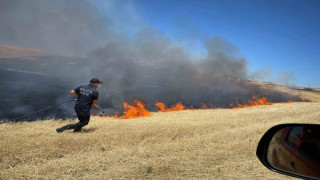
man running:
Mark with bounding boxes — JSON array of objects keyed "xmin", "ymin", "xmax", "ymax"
[{"xmin": 56, "ymin": 78, "xmax": 104, "ymax": 133}]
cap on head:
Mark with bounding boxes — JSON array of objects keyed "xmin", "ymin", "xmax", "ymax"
[{"xmin": 90, "ymin": 78, "xmax": 103, "ymax": 84}]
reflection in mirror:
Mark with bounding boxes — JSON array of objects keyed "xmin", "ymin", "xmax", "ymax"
[{"xmin": 267, "ymin": 125, "xmax": 320, "ymax": 179}]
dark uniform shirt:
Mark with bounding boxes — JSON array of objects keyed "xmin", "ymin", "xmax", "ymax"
[{"xmin": 74, "ymin": 84, "xmax": 99, "ymax": 115}]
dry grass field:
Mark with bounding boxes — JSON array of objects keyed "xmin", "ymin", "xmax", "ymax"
[{"xmin": 1, "ymin": 102, "xmax": 320, "ymax": 179}]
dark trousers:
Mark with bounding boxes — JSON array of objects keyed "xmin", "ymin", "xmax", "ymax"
[{"xmin": 60, "ymin": 112, "xmax": 90, "ymax": 132}]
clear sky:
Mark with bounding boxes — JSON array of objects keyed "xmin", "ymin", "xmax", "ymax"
[{"xmin": 130, "ymin": 0, "xmax": 320, "ymax": 87}]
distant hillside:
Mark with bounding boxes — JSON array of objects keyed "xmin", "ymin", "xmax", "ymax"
[
  {"xmin": 0, "ymin": 44, "xmax": 49, "ymax": 58},
  {"xmin": 250, "ymin": 81, "xmax": 320, "ymax": 102},
  {"xmin": 0, "ymin": 44, "xmax": 76, "ymax": 58}
]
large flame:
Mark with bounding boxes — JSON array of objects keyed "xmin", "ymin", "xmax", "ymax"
[
  {"xmin": 94, "ymin": 97, "xmax": 292, "ymax": 119},
  {"xmin": 93, "ymin": 100, "xmax": 150, "ymax": 119},
  {"xmin": 120, "ymin": 100, "xmax": 150, "ymax": 119}
]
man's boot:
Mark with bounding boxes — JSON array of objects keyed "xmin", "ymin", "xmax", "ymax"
[
  {"xmin": 73, "ymin": 127, "xmax": 82, "ymax": 133},
  {"xmin": 56, "ymin": 124, "xmax": 76, "ymax": 133},
  {"xmin": 56, "ymin": 125, "xmax": 69, "ymax": 133}
]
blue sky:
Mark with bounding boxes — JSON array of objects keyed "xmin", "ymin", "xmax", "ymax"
[{"xmin": 129, "ymin": 0, "xmax": 320, "ymax": 87}]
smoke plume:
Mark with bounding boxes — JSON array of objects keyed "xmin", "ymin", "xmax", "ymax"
[{"xmin": 88, "ymin": 33, "xmax": 300, "ymax": 110}]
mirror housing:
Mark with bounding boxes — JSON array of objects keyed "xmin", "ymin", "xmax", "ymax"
[{"xmin": 257, "ymin": 124, "xmax": 320, "ymax": 180}]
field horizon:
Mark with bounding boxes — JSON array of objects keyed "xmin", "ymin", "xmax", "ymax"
[{"xmin": 1, "ymin": 102, "xmax": 320, "ymax": 179}]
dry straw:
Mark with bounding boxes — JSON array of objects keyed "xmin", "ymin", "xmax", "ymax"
[{"xmin": 1, "ymin": 102, "xmax": 320, "ymax": 179}]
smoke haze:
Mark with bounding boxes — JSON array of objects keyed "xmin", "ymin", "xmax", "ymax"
[
  {"xmin": 249, "ymin": 67, "xmax": 296, "ymax": 86},
  {"xmin": 0, "ymin": 0, "xmax": 301, "ymax": 121},
  {"xmin": 0, "ymin": 0, "xmax": 116, "ymax": 54}
]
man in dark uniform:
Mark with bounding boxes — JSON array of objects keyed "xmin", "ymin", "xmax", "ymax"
[{"xmin": 56, "ymin": 78, "xmax": 105, "ymax": 133}]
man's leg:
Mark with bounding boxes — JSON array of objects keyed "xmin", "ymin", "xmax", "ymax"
[
  {"xmin": 73, "ymin": 115, "xmax": 90, "ymax": 133},
  {"xmin": 56, "ymin": 113, "xmax": 90, "ymax": 133}
]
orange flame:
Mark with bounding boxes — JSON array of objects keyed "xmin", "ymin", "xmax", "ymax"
[
  {"xmin": 233, "ymin": 96, "xmax": 273, "ymax": 109},
  {"xmin": 93, "ymin": 97, "xmax": 292, "ymax": 119},
  {"xmin": 92, "ymin": 100, "xmax": 150, "ymax": 119},
  {"xmin": 154, "ymin": 102, "xmax": 185, "ymax": 112},
  {"xmin": 154, "ymin": 102, "xmax": 166, "ymax": 112},
  {"xmin": 120, "ymin": 100, "xmax": 150, "ymax": 119}
]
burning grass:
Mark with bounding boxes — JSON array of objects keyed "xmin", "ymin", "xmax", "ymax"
[
  {"xmin": 97, "ymin": 97, "xmax": 292, "ymax": 119},
  {"xmin": 1, "ymin": 102, "xmax": 320, "ymax": 179},
  {"xmin": 154, "ymin": 102, "xmax": 185, "ymax": 112},
  {"xmin": 120, "ymin": 101, "xmax": 151, "ymax": 119}
]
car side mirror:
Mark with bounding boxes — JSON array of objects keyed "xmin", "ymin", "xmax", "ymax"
[{"xmin": 256, "ymin": 124, "xmax": 320, "ymax": 180}]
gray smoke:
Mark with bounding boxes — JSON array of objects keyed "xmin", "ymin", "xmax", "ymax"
[
  {"xmin": 249, "ymin": 67, "xmax": 296, "ymax": 86},
  {"xmin": 0, "ymin": 0, "xmax": 302, "ymax": 121},
  {"xmin": 88, "ymin": 33, "xmax": 300, "ymax": 109},
  {"xmin": 0, "ymin": 0, "xmax": 117, "ymax": 54}
]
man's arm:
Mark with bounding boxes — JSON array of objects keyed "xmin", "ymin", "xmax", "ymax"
[
  {"xmin": 70, "ymin": 90, "xmax": 78, "ymax": 97},
  {"xmin": 92, "ymin": 100, "xmax": 105, "ymax": 113}
]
